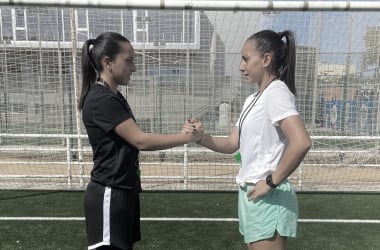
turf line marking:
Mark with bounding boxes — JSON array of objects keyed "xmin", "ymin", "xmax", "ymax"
[
  {"xmin": 0, "ymin": 217, "xmax": 380, "ymax": 224},
  {"xmin": 0, "ymin": 217, "xmax": 84, "ymax": 221},
  {"xmin": 142, "ymin": 217, "xmax": 237, "ymax": 222},
  {"xmin": 299, "ymin": 219, "xmax": 380, "ymax": 224}
]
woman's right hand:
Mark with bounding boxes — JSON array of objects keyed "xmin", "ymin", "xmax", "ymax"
[{"xmin": 183, "ymin": 119, "xmax": 204, "ymax": 143}]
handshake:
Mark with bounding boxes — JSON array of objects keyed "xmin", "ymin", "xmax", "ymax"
[{"xmin": 182, "ymin": 118, "xmax": 205, "ymax": 144}]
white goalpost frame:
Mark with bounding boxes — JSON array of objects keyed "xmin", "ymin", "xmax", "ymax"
[{"xmin": 0, "ymin": 0, "xmax": 380, "ymax": 11}]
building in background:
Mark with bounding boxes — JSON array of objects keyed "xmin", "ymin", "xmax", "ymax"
[{"xmin": 0, "ymin": 8, "xmax": 229, "ymax": 134}]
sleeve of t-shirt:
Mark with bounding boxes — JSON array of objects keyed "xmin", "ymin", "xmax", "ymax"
[
  {"xmin": 92, "ymin": 94, "xmax": 132, "ymax": 133},
  {"xmin": 264, "ymin": 84, "xmax": 299, "ymax": 126}
]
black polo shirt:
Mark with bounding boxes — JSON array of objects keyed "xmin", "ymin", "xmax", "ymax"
[{"xmin": 82, "ymin": 83, "xmax": 141, "ymax": 191}]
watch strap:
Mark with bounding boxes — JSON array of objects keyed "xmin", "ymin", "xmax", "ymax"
[{"xmin": 266, "ymin": 174, "xmax": 278, "ymax": 188}]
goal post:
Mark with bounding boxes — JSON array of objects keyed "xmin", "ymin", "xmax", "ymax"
[
  {"xmin": 0, "ymin": 1, "xmax": 380, "ymax": 192},
  {"xmin": 1, "ymin": 0, "xmax": 380, "ymax": 11}
]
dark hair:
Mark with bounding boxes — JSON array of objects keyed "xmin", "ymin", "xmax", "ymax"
[
  {"xmin": 78, "ymin": 32, "xmax": 130, "ymax": 109},
  {"xmin": 247, "ymin": 30, "xmax": 296, "ymax": 95}
]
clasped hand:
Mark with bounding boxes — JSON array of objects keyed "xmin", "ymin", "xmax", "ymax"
[{"xmin": 182, "ymin": 118, "xmax": 204, "ymax": 143}]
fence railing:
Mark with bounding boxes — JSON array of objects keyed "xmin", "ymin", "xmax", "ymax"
[{"xmin": 1, "ymin": 133, "xmax": 380, "ymax": 191}]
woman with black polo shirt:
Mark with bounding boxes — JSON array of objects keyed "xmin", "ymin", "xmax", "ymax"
[{"xmin": 79, "ymin": 32, "xmax": 203, "ymax": 250}]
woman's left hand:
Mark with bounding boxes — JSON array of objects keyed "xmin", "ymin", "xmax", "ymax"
[
  {"xmin": 182, "ymin": 119, "xmax": 204, "ymax": 142},
  {"xmin": 247, "ymin": 180, "xmax": 272, "ymax": 202}
]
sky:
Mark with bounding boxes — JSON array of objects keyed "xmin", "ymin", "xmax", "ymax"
[
  {"xmin": 206, "ymin": 9, "xmax": 380, "ymax": 76},
  {"xmin": 270, "ymin": 11, "xmax": 380, "ymax": 71}
]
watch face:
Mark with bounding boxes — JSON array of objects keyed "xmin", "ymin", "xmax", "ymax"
[
  {"xmin": 266, "ymin": 176, "xmax": 271, "ymax": 184},
  {"xmin": 266, "ymin": 175, "xmax": 276, "ymax": 188}
]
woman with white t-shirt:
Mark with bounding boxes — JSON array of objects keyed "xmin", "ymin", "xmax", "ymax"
[{"xmin": 197, "ymin": 30, "xmax": 311, "ymax": 250}]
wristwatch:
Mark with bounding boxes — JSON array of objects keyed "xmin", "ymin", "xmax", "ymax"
[{"xmin": 266, "ymin": 174, "xmax": 278, "ymax": 188}]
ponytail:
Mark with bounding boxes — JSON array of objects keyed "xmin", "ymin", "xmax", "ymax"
[
  {"xmin": 278, "ymin": 31, "xmax": 296, "ymax": 95},
  {"xmin": 78, "ymin": 39, "xmax": 98, "ymax": 110}
]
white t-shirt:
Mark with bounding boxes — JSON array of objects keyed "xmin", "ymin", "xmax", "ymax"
[{"xmin": 235, "ymin": 80, "xmax": 299, "ymax": 187}]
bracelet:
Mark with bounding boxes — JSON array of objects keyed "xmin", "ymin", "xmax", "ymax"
[{"xmin": 196, "ymin": 134, "xmax": 205, "ymax": 144}]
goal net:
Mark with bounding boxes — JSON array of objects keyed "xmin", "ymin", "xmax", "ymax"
[{"xmin": 0, "ymin": 4, "xmax": 379, "ymax": 191}]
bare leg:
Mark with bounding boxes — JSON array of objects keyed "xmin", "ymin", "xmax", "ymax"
[{"xmin": 247, "ymin": 231, "xmax": 287, "ymax": 250}]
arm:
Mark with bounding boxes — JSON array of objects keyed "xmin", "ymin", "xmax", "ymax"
[
  {"xmin": 271, "ymin": 115, "xmax": 311, "ymax": 185},
  {"xmin": 114, "ymin": 118, "xmax": 201, "ymax": 151},
  {"xmin": 248, "ymin": 115, "xmax": 311, "ymax": 201},
  {"xmin": 197, "ymin": 127, "xmax": 239, "ymax": 154}
]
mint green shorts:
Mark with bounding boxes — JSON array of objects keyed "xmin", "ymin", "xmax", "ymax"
[{"xmin": 238, "ymin": 180, "xmax": 298, "ymax": 243}]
